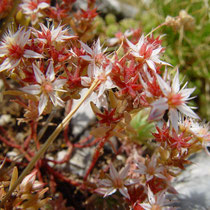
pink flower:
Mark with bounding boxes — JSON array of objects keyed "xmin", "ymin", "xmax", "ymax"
[
  {"xmin": 20, "ymin": 170, "xmax": 45, "ymax": 192},
  {"xmin": 135, "ymin": 154, "xmax": 166, "ymax": 181},
  {"xmin": 81, "ymin": 64, "xmax": 116, "ymax": 107},
  {"xmin": 126, "ymin": 35, "xmax": 171, "ymax": 72},
  {"xmin": 32, "ymin": 22, "xmax": 77, "ymax": 44},
  {"xmin": 20, "ymin": 0, "xmax": 50, "ymax": 25},
  {"xmin": 107, "ymin": 30, "xmax": 133, "ymax": 46},
  {"xmin": 95, "ymin": 163, "xmax": 135, "ymax": 199},
  {"xmin": 20, "ymin": 61, "xmax": 66, "ymax": 115},
  {"xmin": 139, "ymin": 187, "xmax": 171, "ymax": 210},
  {"xmin": 149, "ymin": 70, "xmax": 199, "ymax": 131},
  {"xmin": 80, "ymin": 39, "xmax": 107, "ymax": 70},
  {"xmin": 0, "ymin": 27, "xmax": 43, "ymax": 72}
]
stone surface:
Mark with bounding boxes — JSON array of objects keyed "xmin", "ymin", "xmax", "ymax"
[
  {"xmin": 172, "ymin": 151, "xmax": 210, "ymax": 209},
  {"xmin": 74, "ymin": 0, "xmax": 138, "ymax": 18}
]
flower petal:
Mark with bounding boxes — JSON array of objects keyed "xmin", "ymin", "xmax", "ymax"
[
  {"xmin": 109, "ymin": 163, "xmax": 119, "ymax": 180},
  {"xmin": 172, "ymin": 70, "xmax": 180, "ymax": 93},
  {"xmin": 46, "ymin": 61, "xmax": 55, "ymax": 81},
  {"xmin": 156, "ymin": 74, "xmax": 171, "ymax": 96},
  {"xmin": 119, "ymin": 187, "xmax": 130, "ymax": 199},
  {"xmin": 38, "ymin": 93, "xmax": 48, "ymax": 115},
  {"xmin": 177, "ymin": 103, "xmax": 199, "ymax": 119},
  {"xmin": 24, "ymin": 50, "xmax": 44, "ymax": 58},
  {"xmin": 20, "ymin": 84, "xmax": 41, "ymax": 95},
  {"xmin": 169, "ymin": 108, "xmax": 179, "ymax": 132},
  {"xmin": 32, "ymin": 63, "xmax": 45, "ymax": 83},
  {"xmin": 119, "ymin": 165, "xmax": 129, "ymax": 180}
]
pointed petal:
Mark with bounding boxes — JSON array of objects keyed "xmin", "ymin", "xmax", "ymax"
[
  {"xmin": 53, "ymin": 79, "xmax": 66, "ymax": 89},
  {"xmin": 139, "ymin": 203, "xmax": 151, "ymax": 210},
  {"xmin": 126, "ymin": 38, "xmax": 138, "ymax": 52},
  {"xmin": 38, "ymin": 94, "xmax": 48, "ymax": 115},
  {"xmin": 80, "ymin": 55, "xmax": 93, "ymax": 62},
  {"xmin": 33, "ymin": 63, "xmax": 45, "ymax": 83},
  {"xmin": 177, "ymin": 104, "xmax": 200, "ymax": 119},
  {"xmin": 0, "ymin": 58, "xmax": 19, "ymax": 72},
  {"xmin": 148, "ymin": 98, "xmax": 168, "ymax": 121},
  {"xmin": 156, "ymin": 74, "xmax": 171, "ymax": 96},
  {"xmin": 24, "ymin": 50, "xmax": 44, "ymax": 58},
  {"xmin": 94, "ymin": 39, "xmax": 102, "ymax": 54},
  {"xmin": 20, "ymin": 84, "xmax": 41, "ymax": 95},
  {"xmin": 99, "ymin": 179, "xmax": 112, "ymax": 187},
  {"xmin": 169, "ymin": 108, "xmax": 179, "ymax": 132},
  {"xmin": 79, "ymin": 41, "xmax": 93, "ymax": 55},
  {"xmin": 104, "ymin": 188, "xmax": 116, "ymax": 197},
  {"xmin": 119, "ymin": 187, "xmax": 130, "ymax": 199},
  {"xmin": 146, "ymin": 59, "xmax": 156, "ymax": 71},
  {"xmin": 46, "ymin": 61, "xmax": 55, "ymax": 81},
  {"xmin": 119, "ymin": 165, "xmax": 129, "ymax": 180},
  {"xmin": 147, "ymin": 186, "xmax": 155, "ymax": 205},
  {"xmin": 0, "ymin": 46, "xmax": 8, "ymax": 57},
  {"xmin": 109, "ymin": 163, "xmax": 119, "ymax": 180},
  {"xmin": 172, "ymin": 70, "xmax": 180, "ymax": 93},
  {"xmin": 179, "ymin": 87, "xmax": 196, "ymax": 100},
  {"xmin": 38, "ymin": 2, "xmax": 49, "ymax": 9}
]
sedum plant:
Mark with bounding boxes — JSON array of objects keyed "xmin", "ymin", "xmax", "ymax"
[{"xmin": 0, "ymin": 0, "xmax": 209, "ymax": 209}]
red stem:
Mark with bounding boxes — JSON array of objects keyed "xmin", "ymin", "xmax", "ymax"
[{"xmin": 83, "ymin": 137, "xmax": 107, "ymax": 181}]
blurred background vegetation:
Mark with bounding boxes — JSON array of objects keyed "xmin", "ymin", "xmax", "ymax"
[{"xmin": 95, "ymin": 0, "xmax": 210, "ymax": 120}]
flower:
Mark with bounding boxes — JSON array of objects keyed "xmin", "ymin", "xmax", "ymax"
[
  {"xmin": 81, "ymin": 64, "xmax": 116, "ymax": 107},
  {"xmin": 95, "ymin": 163, "xmax": 135, "ymax": 199},
  {"xmin": 135, "ymin": 155, "xmax": 166, "ymax": 182},
  {"xmin": 179, "ymin": 119, "xmax": 210, "ymax": 154},
  {"xmin": 32, "ymin": 22, "xmax": 77, "ymax": 44},
  {"xmin": 80, "ymin": 39, "xmax": 107, "ymax": 68},
  {"xmin": 107, "ymin": 30, "xmax": 134, "ymax": 46},
  {"xmin": 139, "ymin": 187, "xmax": 171, "ymax": 210},
  {"xmin": 149, "ymin": 70, "xmax": 199, "ymax": 131},
  {"xmin": 20, "ymin": 61, "xmax": 66, "ymax": 115},
  {"xmin": 20, "ymin": 170, "xmax": 45, "ymax": 192},
  {"xmin": 0, "ymin": 27, "xmax": 43, "ymax": 72},
  {"xmin": 20, "ymin": 0, "xmax": 50, "ymax": 25},
  {"xmin": 126, "ymin": 35, "xmax": 171, "ymax": 72}
]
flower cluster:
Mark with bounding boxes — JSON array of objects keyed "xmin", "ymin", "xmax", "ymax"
[{"xmin": 0, "ymin": 0, "xmax": 208, "ymax": 209}]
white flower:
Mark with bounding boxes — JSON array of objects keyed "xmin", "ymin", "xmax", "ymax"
[
  {"xmin": 126, "ymin": 35, "xmax": 171, "ymax": 72},
  {"xmin": 20, "ymin": 61, "xmax": 66, "ymax": 115},
  {"xmin": 81, "ymin": 64, "xmax": 116, "ymax": 107},
  {"xmin": 95, "ymin": 163, "xmax": 135, "ymax": 199},
  {"xmin": 135, "ymin": 154, "xmax": 166, "ymax": 181},
  {"xmin": 140, "ymin": 187, "xmax": 171, "ymax": 210},
  {"xmin": 32, "ymin": 22, "xmax": 77, "ymax": 44},
  {"xmin": 179, "ymin": 119, "xmax": 210, "ymax": 153},
  {"xmin": 0, "ymin": 27, "xmax": 43, "ymax": 72},
  {"xmin": 149, "ymin": 70, "xmax": 199, "ymax": 131},
  {"xmin": 107, "ymin": 30, "xmax": 133, "ymax": 46},
  {"xmin": 80, "ymin": 39, "xmax": 107, "ymax": 71},
  {"xmin": 20, "ymin": 170, "xmax": 45, "ymax": 192},
  {"xmin": 20, "ymin": 0, "xmax": 50, "ymax": 25}
]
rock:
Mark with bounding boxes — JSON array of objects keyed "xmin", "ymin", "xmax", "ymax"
[
  {"xmin": 172, "ymin": 151, "xmax": 210, "ymax": 209},
  {"xmin": 74, "ymin": 0, "xmax": 138, "ymax": 18}
]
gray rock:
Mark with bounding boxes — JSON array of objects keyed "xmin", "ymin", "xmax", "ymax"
[
  {"xmin": 172, "ymin": 151, "xmax": 210, "ymax": 209},
  {"xmin": 74, "ymin": 0, "xmax": 138, "ymax": 18}
]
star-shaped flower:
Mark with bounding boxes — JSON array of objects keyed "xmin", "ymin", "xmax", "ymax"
[
  {"xmin": 135, "ymin": 154, "xmax": 166, "ymax": 182},
  {"xmin": 20, "ymin": 0, "xmax": 50, "ymax": 25},
  {"xmin": 81, "ymin": 64, "xmax": 116, "ymax": 107},
  {"xmin": 149, "ymin": 70, "xmax": 199, "ymax": 131},
  {"xmin": 95, "ymin": 163, "xmax": 135, "ymax": 199},
  {"xmin": 32, "ymin": 22, "xmax": 77, "ymax": 44},
  {"xmin": 126, "ymin": 35, "xmax": 171, "ymax": 72},
  {"xmin": 0, "ymin": 27, "xmax": 43, "ymax": 72},
  {"xmin": 20, "ymin": 61, "xmax": 66, "ymax": 115}
]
